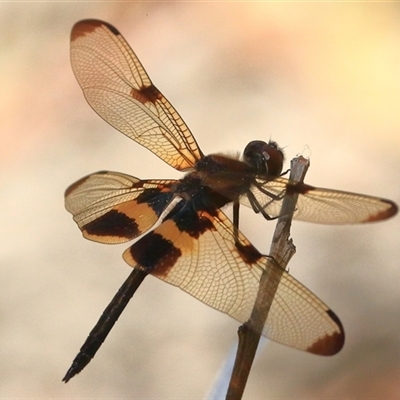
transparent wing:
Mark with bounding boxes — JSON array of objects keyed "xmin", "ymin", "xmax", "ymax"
[
  {"xmin": 70, "ymin": 19, "xmax": 203, "ymax": 171},
  {"xmin": 241, "ymin": 177, "xmax": 397, "ymax": 224},
  {"xmin": 65, "ymin": 170, "xmax": 176, "ymax": 243},
  {"xmin": 124, "ymin": 206, "xmax": 344, "ymax": 355}
]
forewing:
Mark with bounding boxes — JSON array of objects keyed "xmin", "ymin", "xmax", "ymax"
[
  {"xmin": 65, "ymin": 171, "xmax": 176, "ymax": 243},
  {"xmin": 70, "ymin": 19, "xmax": 203, "ymax": 171},
  {"xmin": 242, "ymin": 177, "xmax": 397, "ymax": 224},
  {"xmin": 123, "ymin": 205, "xmax": 344, "ymax": 355}
]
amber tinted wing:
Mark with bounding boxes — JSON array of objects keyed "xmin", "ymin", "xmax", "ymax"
[
  {"xmin": 70, "ymin": 19, "xmax": 203, "ymax": 171},
  {"xmin": 65, "ymin": 171, "xmax": 176, "ymax": 243},
  {"xmin": 123, "ymin": 204, "xmax": 344, "ymax": 355},
  {"xmin": 241, "ymin": 177, "xmax": 397, "ymax": 224}
]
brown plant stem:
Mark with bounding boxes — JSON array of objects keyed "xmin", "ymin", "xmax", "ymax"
[{"xmin": 226, "ymin": 156, "xmax": 310, "ymax": 400}]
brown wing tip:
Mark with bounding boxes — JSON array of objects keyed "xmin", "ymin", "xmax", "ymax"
[
  {"xmin": 307, "ymin": 309, "xmax": 345, "ymax": 356},
  {"xmin": 367, "ymin": 199, "xmax": 398, "ymax": 222},
  {"xmin": 71, "ymin": 19, "xmax": 119, "ymax": 42}
]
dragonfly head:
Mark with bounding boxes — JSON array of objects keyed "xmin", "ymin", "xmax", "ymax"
[{"xmin": 243, "ymin": 140, "xmax": 284, "ymax": 177}]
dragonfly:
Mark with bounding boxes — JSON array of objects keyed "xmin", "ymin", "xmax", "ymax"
[{"xmin": 63, "ymin": 19, "xmax": 398, "ymax": 382}]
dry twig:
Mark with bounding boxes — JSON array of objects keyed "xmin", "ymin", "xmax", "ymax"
[{"xmin": 226, "ymin": 156, "xmax": 310, "ymax": 400}]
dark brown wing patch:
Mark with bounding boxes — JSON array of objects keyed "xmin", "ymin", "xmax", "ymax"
[
  {"xmin": 366, "ymin": 200, "xmax": 398, "ymax": 221},
  {"xmin": 83, "ymin": 209, "xmax": 140, "ymax": 241},
  {"xmin": 235, "ymin": 242, "xmax": 262, "ymax": 265},
  {"xmin": 131, "ymin": 85, "xmax": 162, "ymax": 105},
  {"xmin": 70, "ymin": 19, "xmax": 100, "ymax": 41},
  {"xmin": 307, "ymin": 309, "xmax": 345, "ymax": 355},
  {"xmin": 126, "ymin": 230, "xmax": 182, "ymax": 277}
]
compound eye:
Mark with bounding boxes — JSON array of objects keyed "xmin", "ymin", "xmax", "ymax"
[{"xmin": 243, "ymin": 140, "xmax": 284, "ymax": 177}]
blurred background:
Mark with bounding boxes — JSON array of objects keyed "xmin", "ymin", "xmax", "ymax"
[{"xmin": 1, "ymin": 2, "xmax": 400, "ymax": 398}]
